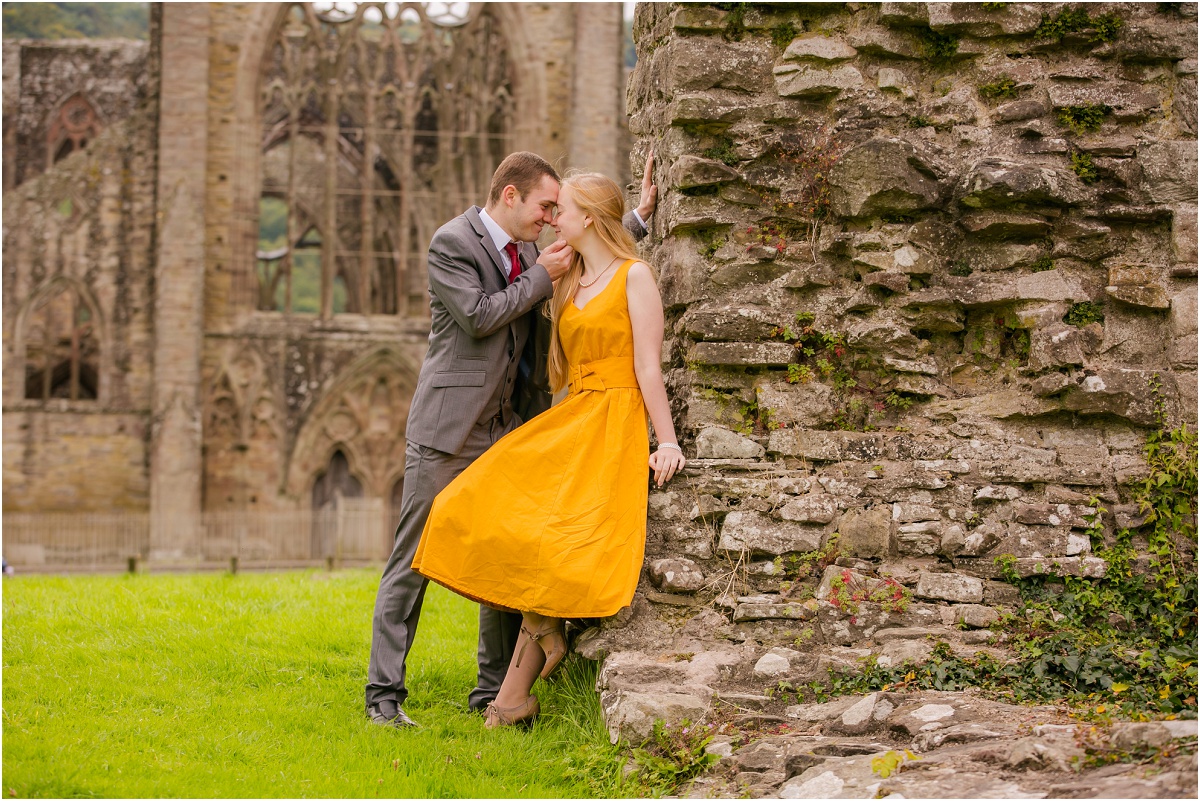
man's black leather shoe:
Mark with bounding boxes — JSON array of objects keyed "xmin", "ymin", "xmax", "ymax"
[{"xmin": 367, "ymin": 699, "xmax": 418, "ymax": 728}]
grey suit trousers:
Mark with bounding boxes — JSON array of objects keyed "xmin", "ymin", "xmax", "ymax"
[{"xmin": 365, "ymin": 416, "xmax": 521, "ymax": 711}]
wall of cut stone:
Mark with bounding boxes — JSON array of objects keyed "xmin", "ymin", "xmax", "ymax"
[
  {"xmin": 5, "ymin": 39, "xmax": 149, "ymax": 189},
  {"xmin": 625, "ymin": 2, "xmax": 1197, "ymax": 634},
  {"xmin": 1, "ymin": 103, "xmax": 159, "ymax": 512}
]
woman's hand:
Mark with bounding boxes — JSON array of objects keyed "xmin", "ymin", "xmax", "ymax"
[{"xmin": 649, "ymin": 446, "xmax": 686, "ymax": 487}]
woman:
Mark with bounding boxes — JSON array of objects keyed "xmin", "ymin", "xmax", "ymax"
[{"xmin": 411, "ymin": 172, "xmax": 686, "ymax": 728}]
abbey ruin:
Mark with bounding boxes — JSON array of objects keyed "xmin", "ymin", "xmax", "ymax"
[{"xmin": 3, "ymin": 2, "xmax": 629, "ymax": 565}]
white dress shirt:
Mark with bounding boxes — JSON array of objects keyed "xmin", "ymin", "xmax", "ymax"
[{"xmin": 478, "ymin": 207, "xmax": 518, "ymax": 279}]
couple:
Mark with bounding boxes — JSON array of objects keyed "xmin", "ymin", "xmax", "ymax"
[{"xmin": 365, "ymin": 151, "xmax": 685, "ymax": 729}]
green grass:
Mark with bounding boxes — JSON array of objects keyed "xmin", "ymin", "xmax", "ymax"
[{"xmin": 2, "ymin": 570, "xmax": 624, "ymax": 798}]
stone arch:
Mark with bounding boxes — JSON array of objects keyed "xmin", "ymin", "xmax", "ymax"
[
  {"xmin": 45, "ymin": 92, "xmax": 104, "ymax": 166},
  {"xmin": 204, "ymin": 344, "xmax": 282, "ymax": 447},
  {"xmin": 16, "ymin": 276, "xmax": 104, "ymax": 403},
  {"xmin": 285, "ymin": 346, "xmax": 420, "ymax": 501},
  {"xmin": 229, "ymin": 2, "xmax": 547, "ymax": 318}
]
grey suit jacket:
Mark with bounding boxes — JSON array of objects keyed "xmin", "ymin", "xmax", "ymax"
[
  {"xmin": 406, "ymin": 207, "xmax": 553, "ymax": 454},
  {"xmin": 407, "ymin": 206, "xmax": 651, "ymax": 455}
]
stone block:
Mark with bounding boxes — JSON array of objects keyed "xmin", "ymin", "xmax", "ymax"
[
  {"xmin": 1170, "ymin": 290, "xmax": 1198, "ymax": 341},
  {"xmin": 649, "ymin": 558, "xmax": 706, "ymax": 593},
  {"xmin": 601, "ymin": 688, "xmax": 711, "ymax": 744},
  {"xmin": 1014, "ymin": 503, "xmax": 1093, "ymax": 529},
  {"xmin": 828, "ymin": 692, "xmax": 897, "ymax": 736},
  {"xmin": 1061, "ymin": 369, "xmax": 1178, "ymax": 426},
  {"xmin": 774, "ymin": 63, "xmax": 864, "ymax": 98},
  {"xmin": 880, "ymin": 3, "xmax": 928, "ymax": 26},
  {"xmin": 1171, "ymin": 204, "xmax": 1198, "ymax": 266},
  {"xmin": 963, "ymin": 556, "xmax": 1108, "ymax": 580},
  {"xmin": 718, "ymin": 511, "xmax": 825, "ymax": 556},
  {"xmin": 687, "ymin": 341, "xmax": 796, "ymax": 367},
  {"xmin": 957, "ymin": 158, "xmax": 1085, "ymax": 209},
  {"xmin": 670, "ymin": 5, "xmax": 727, "ymax": 32},
  {"xmin": 893, "ymin": 502, "xmax": 939, "ymax": 523},
  {"xmin": 877, "ymin": 67, "xmax": 914, "ymax": 98},
  {"xmin": 780, "ymin": 493, "xmax": 839, "ymax": 524},
  {"xmin": 849, "ymin": 25, "xmax": 922, "ymax": 59},
  {"xmin": 953, "ymin": 604, "xmax": 1000, "ymax": 628},
  {"xmin": 781, "ymin": 35, "xmax": 857, "ymax": 63},
  {"xmin": 655, "ymin": 236, "xmax": 711, "ymax": 309},
  {"xmin": 836, "ymin": 506, "xmax": 893, "ymax": 558},
  {"xmin": 755, "ymin": 381, "xmax": 839, "ymax": 428},
  {"xmin": 734, "ymin": 600, "xmax": 818, "ymax": 622},
  {"xmin": 1048, "ymin": 81, "xmax": 1161, "ymax": 122},
  {"xmin": 753, "ymin": 652, "xmax": 791, "ymax": 677},
  {"xmin": 959, "ymin": 211, "xmax": 1053, "ymax": 241},
  {"xmin": 1139, "ymin": 141, "xmax": 1198, "ymax": 204},
  {"xmin": 1106, "ymin": 285, "xmax": 1171, "ymax": 310},
  {"xmin": 680, "ymin": 304, "xmax": 780, "ymax": 342},
  {"xmin": 648, "ymin": 490, "xmax": 688, "ymax": 522},
  {"xmin": 668, "ymin": 155, "xmax": 740, "ymax": 190},
  {"xmin": 926, "ymin": 2, "xmax": 1042, "ymax": 36},
  {"xmin": 915, "ymin": 572, "xmax": 984, "ymax": 603},
  {"xmin": 694, "ymin": 427, "xmax": 765, "ymax": 459},
  {"xmin": 829, "ymin": 138, "xmax": 944, "ymax": 219},
  {"xmin": 1027, "ymin": 323, "xmax": 1087, "ymax": 371},
  {"xmin": 954, "ymin": 269, "xmax": 1088, "ymax": 307},
  {"xmin": 662, "ymin": 37, "xmax": 775, "ymax": 94},
  {"xmin": 862, "ymin": 271, "xmax": 910, "ymax": 293},
  {"xmin": 995, "ymin": 99, "xmax": 1049, "ymax": 123},
  {"xmin": 767, "ymin": 429, "xmax": 883, "ymax": 462},
  {"xmin": 982, "ymin": 580, "xmax": 1021, "ymax": 606}
]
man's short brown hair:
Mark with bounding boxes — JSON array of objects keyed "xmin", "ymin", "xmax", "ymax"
[{"xmin": 487, "ymin": 151, "xmax": 560, "ymax": 205}]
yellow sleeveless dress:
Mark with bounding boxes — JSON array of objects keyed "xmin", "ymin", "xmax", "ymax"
[{"xmin": 412, "ymin": 259, "xmax": 649, "ymax": 618}]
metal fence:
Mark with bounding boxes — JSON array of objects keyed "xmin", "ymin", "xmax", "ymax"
[{"xmin": 3, "ymin": 497, "xmax": 394, "ymax": 572}]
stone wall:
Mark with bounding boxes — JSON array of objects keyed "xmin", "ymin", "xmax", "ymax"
[
  {"xmin": 3, "ymin": 3, "xmax": 632, "ymax": 562},
  {"xmin": 621, "ymin": 2, "xmax": 1196, "ymax": 643},
  {"xmin": 4, "ymin": 39, "xmax": 149, "ymax": 189},
  {"xmin": 2, "ymin": 100, "xmax": 158, "ymax": 513}
]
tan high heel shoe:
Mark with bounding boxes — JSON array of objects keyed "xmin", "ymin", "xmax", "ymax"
[
  {"xmin": 515, "ymin": 619, "xmax": 567, "ymax": 680},
  {"xmin": 483, "ymin": 694, "xmax": 540, "ymax": 729}
]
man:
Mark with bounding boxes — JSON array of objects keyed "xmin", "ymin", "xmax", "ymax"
[{"xmin": 366, "ymin": 151, "xmax": 657, "ymax": 728}]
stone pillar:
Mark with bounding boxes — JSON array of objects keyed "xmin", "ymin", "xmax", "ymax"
[
  {"xmin": 2, "ymin": 44, "xmax": 20, "ymax": 192},
  {"xmin": 568, "ymin": 3, "xmax": 623, "ymax": 176},
  {"xmin": 149, "ymin": 3, "xmax": 209, "ymax": 558}
]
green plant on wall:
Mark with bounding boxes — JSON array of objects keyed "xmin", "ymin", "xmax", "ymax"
[
  {"xmin": 770, "ymin": 311, "xmax": 906, "ymax": 432},
  {"xmin": 1034, "ymin": 7, "xmax": 1124, "ymax": 43},
  {"xmin": 1070, "ymin": 152, "xmax": 1100, "ymax": 183},
  {"xmin": 809, "ymin": 381, "xmax": 1196, "ymax": 719},
  {"xmin": 702, "ymin": 136, "xmax": 739, "ymax": 166},
  {"xmin": 978, "ymin": 75, "xmax": 1019, "ymax": 101},
  {"xmin": 1064, "ymin": 301, "xmax": 1105, "ymax": 327},
  {"xmin": 717, "ymin": 2, "xmax": 747, "ymax": 41},
  {"xmin": 1058, "ymin": 105, "xmax": 1110, "ymax": 134},
  {"xmin": 1030, "ymin": 254, "xmax": 1055, "ymax": 272},
  {"xmin": 772, "ymin": 20, "xmax": 798, "ymax": 49},
  {"xmin": 918, "ymin": 27, "xmax": 959, "ymax": 64}
]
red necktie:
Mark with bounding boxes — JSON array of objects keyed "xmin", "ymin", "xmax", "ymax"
[{"xmin": 504, "ymin": 242, "xmax": 521, "ymax": 282}]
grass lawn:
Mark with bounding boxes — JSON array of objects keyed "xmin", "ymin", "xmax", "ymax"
[{"xmin": 2, "ymin": 569, "xmax": 626, "ymax": 798}]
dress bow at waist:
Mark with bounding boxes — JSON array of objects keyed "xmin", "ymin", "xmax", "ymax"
[{"xmin": 568, "ymin": 356, "xmax": 641, "ymax": 395}]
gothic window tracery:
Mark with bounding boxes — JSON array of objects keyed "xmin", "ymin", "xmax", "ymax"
[
  {"xmin": 47, "ymin": 93, "xmax": 102, "ymax": 165},
  {"xmin": 256, "ymin": 1, "xmax": 514, "ymax": 318},
  {"xmin": 23, "ymin": 282, "xmax": 99, "ymax": 402}
]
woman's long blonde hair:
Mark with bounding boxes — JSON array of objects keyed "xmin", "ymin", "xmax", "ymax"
[{"xmin": 545, "ymin": 172, "xmax": 642, "ymax": 393}]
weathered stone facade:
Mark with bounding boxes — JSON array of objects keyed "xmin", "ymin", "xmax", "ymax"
[
  {"xmin": 628, "ymin": 0, "xmax": 1196, "ymax": 592},
  {"xmin": 584, "ymin": 0, "xmax": 1197, "ymax": 749},
  {"xmin": 2, "ymin": 2, "xmax": 630, "ymax": 562}
]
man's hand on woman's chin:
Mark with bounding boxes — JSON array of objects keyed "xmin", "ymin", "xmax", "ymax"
[{"xmin": 537, "ymin": 238, "xmax": 574, "ymax": 281}]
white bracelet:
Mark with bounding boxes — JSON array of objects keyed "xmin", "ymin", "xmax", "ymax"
[{"xmin": 657, "ymin": 442, "xmax": 682, "ymax": 453}]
